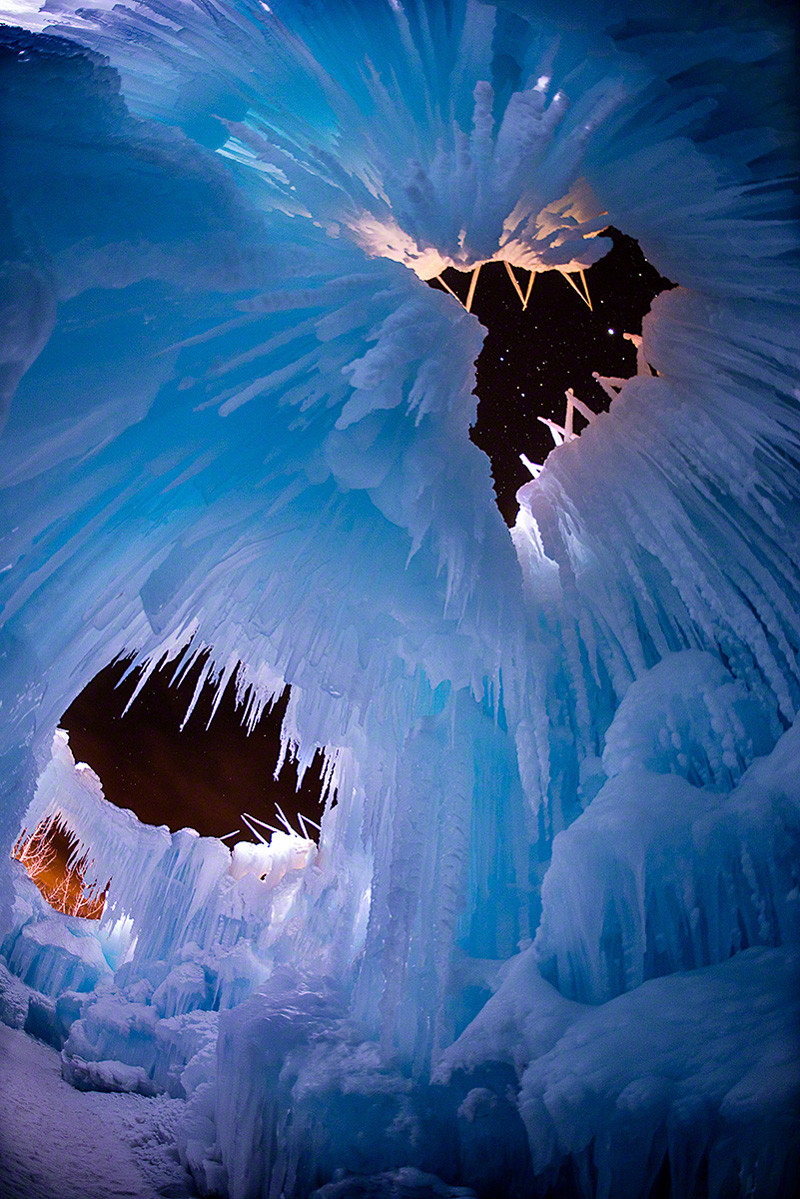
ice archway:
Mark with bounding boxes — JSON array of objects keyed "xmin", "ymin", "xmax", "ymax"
[{"xmin": 0, "ymin": 2, "xmax": 798, "ymax": 1196}]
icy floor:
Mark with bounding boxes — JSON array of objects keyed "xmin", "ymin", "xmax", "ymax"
[{"xmin": 0, "ymin": 1023, "xmax": 196, "ymax": 1199}]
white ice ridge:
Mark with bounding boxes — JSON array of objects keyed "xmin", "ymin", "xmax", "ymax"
[
  {"xmin": 0, "ymin": 1, "xmax": 798, "ymax": 1195},
  {"xmin": 15, "ymin": 732, "xmax": 358, "ymax": 995}
]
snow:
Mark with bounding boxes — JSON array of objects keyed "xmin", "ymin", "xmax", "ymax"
[
  {"xmin": 0, "ymin": 1021, "xmax": 194, "ymax": 1199},
  {"xmin": 0, "ymin": 0, "xmax": 798, "ymax": 1196}
]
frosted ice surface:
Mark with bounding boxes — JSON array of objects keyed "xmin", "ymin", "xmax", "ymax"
[
  {"xmin": 519, "ymin": 947, "xmax": 800, "ymax": 1199},
  {"xmin": 0, "ymin": 1, "xmax": 799, "ymax": 1196},
  {"xmin": 535, "ymin": 719, "xmax": 800, "ymax": 1002}
]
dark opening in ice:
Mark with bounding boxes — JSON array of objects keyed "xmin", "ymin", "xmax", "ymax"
[
  {"xmin": 60, "ymin": 659, "xmax": 326, "ymax": 842},
  {"xmin": 428, "ymin": 229, "xmax": 675, "ymax": 524}
]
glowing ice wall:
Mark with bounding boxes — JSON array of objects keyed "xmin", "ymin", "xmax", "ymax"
[{"xmin": 0, "ymin": 2, "xmax": 798, "ymax": 1194}]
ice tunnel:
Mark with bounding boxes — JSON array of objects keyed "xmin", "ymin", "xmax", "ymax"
[{"xmin": 0, "ymin": 1, "xmax": 798, "ymax": 1197}]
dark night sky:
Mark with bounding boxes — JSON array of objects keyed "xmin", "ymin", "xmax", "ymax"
[
  {"xmin": 432, "ymin": 228, "xmax": 675, "ymax": 523},
  {"xmin": 61, "ymin": 230, "xmax": 673, "ymax": 838},
  {"xmin": 61, "ymin": 660, "xmax": 326, "ymax": 840}
]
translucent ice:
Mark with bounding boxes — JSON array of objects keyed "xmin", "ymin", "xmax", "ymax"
[
  {"xmin": 0, "ymin": 1, "xmax": 799, "ymax": 1196},
  {"xmin": 535, "ymin": 718, "xmax": 800, "ymax": 1003}
]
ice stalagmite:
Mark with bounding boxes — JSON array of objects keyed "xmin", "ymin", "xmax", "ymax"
[{"xmin": 0, "ymin": 2, "xmax": 798, "ymax": 1197}]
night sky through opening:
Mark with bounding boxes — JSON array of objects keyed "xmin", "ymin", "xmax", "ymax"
[
  {"xmin": 62, "ymin": 663, "xmax": 327, "ymax": 842},
  {"xmin": 61, "ymin": 230, "xmax": 674, "ymax": 839},
  {"xmin": 430, "ymin": 227, "xmax": 675, "ymax": 524}
]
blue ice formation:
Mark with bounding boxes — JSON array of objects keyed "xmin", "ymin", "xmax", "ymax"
[{"xmin": 0, "ymin": 1, "xmax": 798, "ymax": 1197}]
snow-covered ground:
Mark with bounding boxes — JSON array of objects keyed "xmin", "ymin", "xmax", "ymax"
[{"xmin": 0, "ymin": 1022, "xmax": 195, "ymax": 1199}]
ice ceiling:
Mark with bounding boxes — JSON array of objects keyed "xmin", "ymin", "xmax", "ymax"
[{"xmin": 0, "ymin": 2, "xmax": 799, "ymax": 1197}]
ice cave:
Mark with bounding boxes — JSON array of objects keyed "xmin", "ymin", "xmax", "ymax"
[{"xmin": 0, "ymin": 1, "xmax": 798, "ymax": 1197}]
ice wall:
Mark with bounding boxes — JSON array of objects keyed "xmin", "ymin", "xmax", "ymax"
[
  {"xmin": 15, "ymin": 730, "xmax": 337, "ymax": 981},
  {"xmin": 1, "ymin": 1, "xmax": 799, "ymax": 1196},
  {"xmin": 2, "ymin": 729, "xmax": 357, "ymax": 1094},
  {"xmin": 534, "ymin": 668, "xmax": 800, "ymax": 1003},
  {"xmin": 0, "ymin": 7, "xmax": 533, "ymax": 1057}
]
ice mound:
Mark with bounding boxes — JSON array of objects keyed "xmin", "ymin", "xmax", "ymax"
[
  {"xmin": 62, "ymin": 1052, "xmax": 159, "ymax": 1097},
  {"xmin": 0, "ymin": 1, "xmax": 799, "ymax": 1195},
  {"xmin": 602, "ymin": 650, "xmax": 774, "ymax": 789},
  {"xmin": 6, "ymin": 912, "xmax": 112, "ymax": 995},
  {"xmin": 62, "ymin": 993, "xmax": 218, "ymax": 1096},
  {"xmin": 535, "ymin": 720, "xmax": 800, "ymax": 1002},
  {"xmin": 434, "ymin": 942, "xmax": 799, "ymax": 1199},
  {"xmin": 1, "ymin": 860, "xmax": 113, "ymax": 997},
  {"xmin": 520, "ymin": 946, "xmax": 800, "ymax": 1199}
]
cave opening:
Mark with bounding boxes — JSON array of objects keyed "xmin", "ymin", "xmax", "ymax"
[
  {"xmin": 39, "ymin": 229, "xmax": 674, "ymax": 854},
  {"xmin": 428, "ymin": 228, "xmax": 676, "ymax": 524},
  {"xmin": 58, "ymin": 656, "xmax": 327, "ymax": 843}
]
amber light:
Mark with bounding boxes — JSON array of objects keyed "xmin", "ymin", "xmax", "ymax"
[{"xmin": 12, "ymin": 815, "xmax": 109, "ymax": 920}]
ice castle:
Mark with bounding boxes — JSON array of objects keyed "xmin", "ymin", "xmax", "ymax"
[{"xmin": 0, "ymin": 2, "xmax": 798, "ymax": 1196}]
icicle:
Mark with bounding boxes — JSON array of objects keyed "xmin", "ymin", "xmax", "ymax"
[
  {"xmin": 274, "ymin": 804, "xmax": 297, "ymax": 837},
  {"xmin": 240, "ymin": 812, "xmax": 269, "ymax": 844},
  {"xmin": 578, "ymin": 268, "xmax": 593, "ymax": 311},
  {"xmin": 564, "ymin": 394, "xmax": 574, "ymax": 439},
  {"xmin": 435, "ymin": 274, "xmax": 462, "ymax": 305},
  {"xmin": 558, "ymin": 269, "xmax": 593, "ymax": 309},
  {"xmin": 537, "ymin": 416, "xmax": 565, "ymax": 445},
  {"xmin": 243, "ymin": 811, "xmax": 285, "ymax": 839},
  {"xmin": 465, "ymin": 262, "xmax": 481, "ymax": 312},
  {"xmin": 592, "ymin": 370, "xmax": 627, "ymax": 400},
  {"xmin": 566, "ymin": 387, "xmax": 597, "ymax": 424},
  {"xmin": 520, "ymin": 453, "xmax": 543, "ymax": 478},
  {"xmin": 206, "ymin": 653, "xmax": 241, "ymax": 729},
  {"xmin": 623, "ymin": 331, "xmax": 654, "ymax": 376},
  {"xmin": 504, "ymin": 259, "xmax": 526, "ymax": 307}
]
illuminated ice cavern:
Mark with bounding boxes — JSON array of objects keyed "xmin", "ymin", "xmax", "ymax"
[{"xmin": 0, "ymin": 2, "xmax": 798, "ymax": 1197}]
